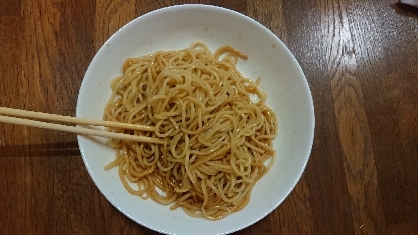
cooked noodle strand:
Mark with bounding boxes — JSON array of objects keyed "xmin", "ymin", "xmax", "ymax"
[{"xmin": 103, "ymin": 41, "xmax": 278, "ymax": 220}]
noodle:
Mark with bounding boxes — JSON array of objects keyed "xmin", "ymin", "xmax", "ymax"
[{"xmin": 103, "ymin": 41, "xmax": 278, "ymax": 220}]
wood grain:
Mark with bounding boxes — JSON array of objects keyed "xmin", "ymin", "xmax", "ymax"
[
  {"xmin": 0, "ymin": 0, "xmax": 417, "ymax": 234},
  {"xmin": 325, "ymin": 1, "xmax": 385, "ymax": 233}
]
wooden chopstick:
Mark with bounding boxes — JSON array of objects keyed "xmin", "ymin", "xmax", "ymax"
[
  {"xmin": 0, "ymin": 107, "xmax": 155, "ymax": 132},
  {"xmin": 0, "ymin": 107, "xmax": 163, "ymax": 144}
]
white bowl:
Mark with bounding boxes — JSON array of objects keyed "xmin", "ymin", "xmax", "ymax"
[{"xmin": 77, "ymin": 4, "xmax": 314, "ymax": 235}]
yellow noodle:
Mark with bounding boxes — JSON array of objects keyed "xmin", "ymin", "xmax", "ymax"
[{"xmin": 103, "ymin": 41, "xmax": 278, "ymax": 220}]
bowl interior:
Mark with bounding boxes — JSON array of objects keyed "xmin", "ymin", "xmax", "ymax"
[{"xmin": 76, "ymin": 4, "xmax": 314, "ymax": 235}]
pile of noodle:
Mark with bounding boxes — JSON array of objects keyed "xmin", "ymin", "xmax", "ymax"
[{"xmin": 103, "ymin": 41, "xmax": 278, "ymax": 220}]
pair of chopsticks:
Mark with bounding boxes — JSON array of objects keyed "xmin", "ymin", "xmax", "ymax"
[{"xmin": 0, "ymin": 107, "xmax": 163, "ymax": 144}]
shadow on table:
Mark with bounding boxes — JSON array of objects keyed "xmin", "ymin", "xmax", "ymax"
[
  {"xmin": 392, "ymin": 2, "xmax": 418, "ymax": 19},
  {"xmin": 0, "ymin": 141, "xmax": 80, "ymax": 157}
]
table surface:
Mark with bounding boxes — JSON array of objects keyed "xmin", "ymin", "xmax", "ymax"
[{"xmin": 1, "ymin": 0, "xmax": 417, "ymax": 234}]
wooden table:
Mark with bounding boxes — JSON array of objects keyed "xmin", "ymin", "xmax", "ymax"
[{"xmin": 1, "ymin": 0, "xmax": 417, "ymax": 234}]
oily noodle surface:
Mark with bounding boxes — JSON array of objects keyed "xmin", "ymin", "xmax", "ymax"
[{"xmin": 103, "ymin": 41, "xmax": 278, "ymax": 220}]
